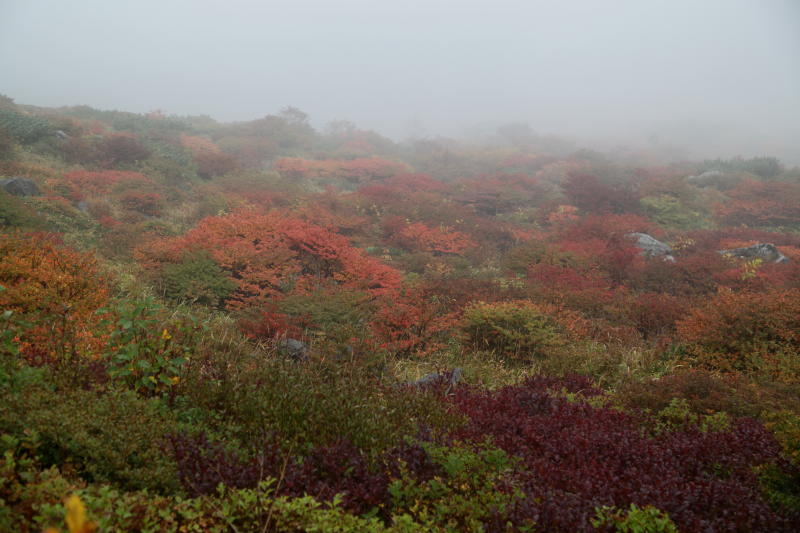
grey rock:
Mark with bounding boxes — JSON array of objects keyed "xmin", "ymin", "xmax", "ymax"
[
  {"xmin": 279, "ymin": 337, "xmax": 309, "ymax": 362},
  {"xmin": 687, "ymin": 170, "xmax": 723, "ymax": 183},
  {"xmin": 0, "ymin": 177, "xmax": 41, "ymax": 197},
  {"xmin": 55, "ymin": 130, "xmax": 69, "ymax": 139},
  {"xmin": 408, "ymin": 367, "xmax": 463, "ymax": 392},
  {"xmin": 718, "ymin": 243, "xmax": 789, "ymax": 264},
  {"xmin": 627, "ymin": 232, "xmax": 675, "ymax": 262},
  {"xmin": 76, "ymin": 201, "xmax": 89, "ymax": 213}
]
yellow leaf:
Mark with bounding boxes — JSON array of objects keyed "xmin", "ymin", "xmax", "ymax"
[
  {"xmin": 65, "ymin": 494, "xmax": 97, "ymax": 533},
  {"xmin": 161, "ymin": 328, "xmax": 172, "ymax": 340}
]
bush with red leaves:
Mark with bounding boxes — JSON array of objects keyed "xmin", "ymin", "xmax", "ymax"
[
  {"xmin": 170, "ymin": 374, "xmax": 798, "ymax": 531},
  {"xmin": 562, "ymin": 173, "xmax": 641, "ymax": 215},
  {"xmin": 450, "ymin": 376, "xmax": 797, "ymax": 532},
  {"xmin": 170, "ymin": 433, "xmax": 441, "ymax": 516}
]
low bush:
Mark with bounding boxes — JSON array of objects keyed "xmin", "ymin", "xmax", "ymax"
[
  {"xmin": 0, "ymin": 191, "xmax": 46, "ymax": 229},
  {"xmin": 0, "ymin": 232, "xmax": 109, "ymax": 368},
  {"xmin": 448, "ymin": 376, "xmax": 797, "ymax": 531},
  {"xmin": 677, "ymin": 288, "xmax": 800, "ymax": 380},
  {"xmin": 592, "ymin": 503, "xmax": 678, "ymax": 532},
  {"xmin": 0, "ymin": 384, "xmax": 181, "ymax": 493},
  {"xmin": 161, "ymin": 251, "xmax": 236, "ymax": 308},
  {"xmin": 179, "ymin": 355, "xmax": 461, "ymax": 455},
  {"xmin": 98, "ymin": 297, "xmax": 204, "ymax": 397},
  {"xmin": 461, "ymin": 300, "xmax": 562, "ymax": 361},
  {"xmin": 0, "ymin": 109, "xmax": 53, "ymax": 144},
  {"xmin": 615, "ymin": 369, "xmax": 757, "ymax": 417}
]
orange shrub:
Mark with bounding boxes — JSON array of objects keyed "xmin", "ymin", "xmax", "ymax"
[
  {"xmin": 137, "ymin": 210, "xmax": 402, "ymax": 311},
  {"xmin": 61, "ymin": 170, "xmax": 155, "ymax": 200},
  {"xmin": 394, "ymin": 222, "xmax": 476, "ymax": 256},
  {"xmin": 715, "ymin": 179, "xmax": 800, "ymax": 228},
  {"xmin": 274, "ymin": 157, "xmax": 408, "ymax": 183},
  {"xmin": 370, "ymin": 286, "xmax": 458, "ymax": 357},
  {"xmin": 677, "ymin": 288, "xmax": 800, "ymax": 379},
  {"xmin": 0, "ymin": 232, "xmax": 109, "ymax": 363}
]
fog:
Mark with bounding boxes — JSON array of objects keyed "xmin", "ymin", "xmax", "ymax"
[{"xmin": 2, "ymin": 0, "xmax": 799, "ymax": 163}]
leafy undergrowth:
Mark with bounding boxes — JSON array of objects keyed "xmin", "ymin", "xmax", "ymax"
[
  {"xmin": 2, "ymin": 99, "xmax": 800, "ymax": 531},
  {"xmin": 3, "ymin": 353, "xmax": 799, "ymax": 532}
]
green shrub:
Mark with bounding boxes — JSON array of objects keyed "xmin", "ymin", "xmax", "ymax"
[
  {"xmin": 22, "ymin": 196, "xmax": 98, "ymax": 240},
  {"xmin": 640, "ymin": 194, "xmax": 708, "ymax": 229},
  {"xmin": 162, "ymin": 251, "xmax": 236, "ymax": 308},
  {"xmin": 648, "ymin": 398, "xmax": 730, "ymax": 435},
  {"xmin": 764, "ymin": 410, "xmax": 800, "ymax": 467},
  {"xmin": 0, "ymin": 384, "xmax": 181, "ymax": 493},
  {"xmin": 537, "ymin": 341, "xmax": 674, "ymax": 389},
  {"xmin": 180, "ymin": 355, "xmax": 461, "ymax": 455},
  {"xmin": 0, "ymin": 190, "xmax": 46, "ymax": 229},
  {"xmin": 0, "ymin": 448, "xmax": 81, "ymax": 532},
  {"xmin": 461, "ymin": 300, "xmax": 561, "ymax": 361},
  {"xmin": 26, "ymin": 479, "xmax": 427, "ymax": 533},
  {"xmin": 592, "ymin": 504, "xmax": 678, "ymax": 532},
  {"xmin": 99, "ymin": 297, "xmax": 204, "ymax": 397},
  {"xmin": 757, "ymin": 409, "xmax": 800, "ymax": 513},
  {"xmin": 388, "ymin": 443, "xmax": 526, "ymax": 531},
  {"xmin": 0, "ymin": 109, "xmax": 53, "ymax": 145}
]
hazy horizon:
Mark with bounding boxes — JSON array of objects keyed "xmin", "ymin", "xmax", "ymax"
[{"xmin": 2, "ymin": 0, "xmax": 799, "ymax": 163}]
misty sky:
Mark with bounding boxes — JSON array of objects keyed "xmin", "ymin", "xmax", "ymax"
[{"xmin": 1, "ymin": 0, "xmax": 799, "ymax": 162}]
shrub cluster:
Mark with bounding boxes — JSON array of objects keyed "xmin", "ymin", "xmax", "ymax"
[
  {"xmin": 448, "ymin": 376, "xmax": 798, "ymax": 531},
  {"xmin": 461, "ymin": 300, "xmax": 562, "ymax": 361}
]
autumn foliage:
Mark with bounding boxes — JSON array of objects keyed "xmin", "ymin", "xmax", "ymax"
[
  {"xmin": 0, "ymin": 232, "xmax": 108, "ymax": 363},
  {"xmin": 394, "ymin": 222, "xmax": 476, "ymax": 256},
  {"xmin": 677, "ymin": 288, "xmax": 800, "ymax": 379},
  {"xmin": 138, "ymin": 210, "xmax": 401, "ymax": 314},
  {"xmin": 60, "ymin": 170, "xmax": 156, "ymax": 201},
  {"xmin": 274, "ymin": 157, "xmax": 408, "ymax": 183},
  {"xmin": 3, "ymin": 101, "xmax": 800, "ymax": 531},
  {"xmin": 715, "ymin": 179, "xmax": 800, "ymax": 228}
]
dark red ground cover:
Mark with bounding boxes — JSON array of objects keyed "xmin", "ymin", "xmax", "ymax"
[
  {"xmin": 451, "ymin": 376, "xmax": 797, "ymax": 531},
  {"xmin": 170, "ymin": 374, "xmax": 798, "ymax": 531}
]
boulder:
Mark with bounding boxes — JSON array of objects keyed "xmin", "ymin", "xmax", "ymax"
[
  {"xmin": 686, "ymin": 170, "xmax": 723, "ymax": 183},
  {"xmin": 408, "ymin": 367, "xmax": 463, "ymax": 392},
  {"xmin": 627, "ymin": 233, "xmax": 675, "ymax": 262},
  {"xmin": 279, "ymin": 338, "xmax": 310, "ymax": 362},
  {"xmin": 718, "ymin": 243, "xmax": 788, "ymax": 264},
  {"xmin": 0, "ymin": 177, "xmax": 40, "ymax": 197}
]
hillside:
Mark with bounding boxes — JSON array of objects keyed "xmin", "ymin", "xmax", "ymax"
[{"xmin": 1, "ymin": 97, "xmax": 799, "ymax": 531}]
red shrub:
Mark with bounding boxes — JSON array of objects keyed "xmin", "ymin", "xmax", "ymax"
[
  {"xmin": 622, "ymin": 292, "xmax": 687, "ymax": 338},
  {"xmin": 97, "ymin": 132, "xmax": 150, "ymax": 165},
  {"xmin": 195, "ymin": 151, "xmax": 238, "ymax": 179},
  {"xmin": 119, "ymin": 191, "xmax": 163, "ymax": 216},
  {"xmin": 677, "ymin": 288, "xmax": 800, "ymax": 377},
  {"xmin": 562, "ymin": 172, "xmax": 641, "ymax": 214},
  {"xmin": 274, "ymin": 157, "xmax": 408, "ymax": 183},
  {"xmin": 62, "ymin": 170, "xmax": 155, "ymax": 200},
  {"xmin": 450, "ymin": 377, "xmax": 795, "ymax": 531},
  {"xmin": 715, "ymin": 179, "xmax": 800, "ymax": 228},
  {"xmin": 394, "ymin": 221, "xmax": 476, "ymax": 256}
]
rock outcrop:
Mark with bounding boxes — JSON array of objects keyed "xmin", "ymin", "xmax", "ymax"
[
  {"xmin": 627, "ymin": 233, "xmax": 675, "ymax": 262},
  {"xmin": 718, "ymin": 243, "xmax": 789, "ymax": 264},
  {"xmin": 0, "ymin": 177, "xmax": 40, "ymax": 197}
]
